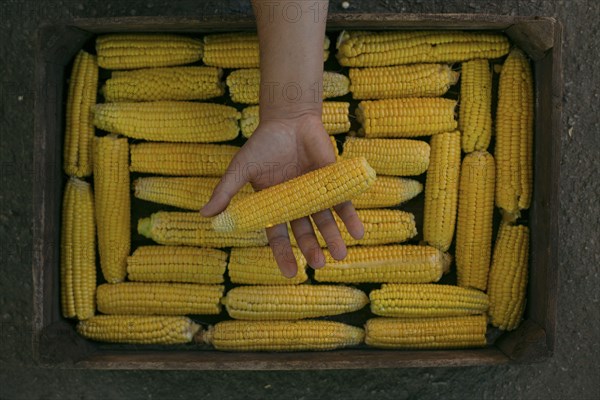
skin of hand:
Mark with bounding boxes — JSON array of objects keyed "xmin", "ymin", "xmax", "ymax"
[{"xmin": 201, "ymin": 0, "xmax": 364, "ymax": 278}]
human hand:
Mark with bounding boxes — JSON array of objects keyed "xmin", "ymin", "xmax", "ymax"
[{"xmin": 200, "ymin": 111, "xmax": 364, "ymax": 278}]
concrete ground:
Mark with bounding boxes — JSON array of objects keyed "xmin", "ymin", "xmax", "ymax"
[{"xmin": 1, "ymin": 0, "xmax": 598, "ymax": 399}]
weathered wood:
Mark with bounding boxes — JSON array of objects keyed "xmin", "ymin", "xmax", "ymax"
[
  {"xmin": 506, "ymin": 19, "xmax": 556, "ymax": 61},
  {"xmin": 496, "ymin": 320, "xmax": 548, "ymax": 362},
  {"xmin": 525, "ymin": 20, "xmax": 562, "ymax": 353},
  {"xmin": 77, "ymin": 348, "xmax": 507, "ymax": 370}
]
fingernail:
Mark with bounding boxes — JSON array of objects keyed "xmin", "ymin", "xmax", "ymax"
[{"xmin": 283, "ymin": 267, "xmax": 297, "ymax": 278}]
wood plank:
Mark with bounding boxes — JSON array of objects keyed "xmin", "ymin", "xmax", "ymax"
[
  {"xmin": 77, "ymin": 348, "xmax": 507, "ymax": 370},
  {"xmin": 496, "ymin": 320, "xmax": 549, "ymax": 362}
]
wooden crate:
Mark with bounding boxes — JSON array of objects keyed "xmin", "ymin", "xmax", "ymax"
[{"xmin": 32, "ymin": 14, "xmax": 562, "ymax": 369}]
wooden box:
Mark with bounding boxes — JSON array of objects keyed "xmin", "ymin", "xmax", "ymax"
[{"xmin": 32, "ymin": 14, "xmax": 562, "ymax": 369}]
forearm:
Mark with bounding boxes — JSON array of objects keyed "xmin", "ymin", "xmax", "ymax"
[{"xmin": 252, "ymin": 0, "xmax": 329, "ymax": 120}]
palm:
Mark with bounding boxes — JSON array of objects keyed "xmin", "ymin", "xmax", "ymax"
[{"xmin": 243, "ymin": 117, "xmax": 335, "ymax": 190}]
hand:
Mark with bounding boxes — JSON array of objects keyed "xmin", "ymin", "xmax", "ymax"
[{"xmin": 200, "ymin": 112, "xmax": 364, "ymax": 278}]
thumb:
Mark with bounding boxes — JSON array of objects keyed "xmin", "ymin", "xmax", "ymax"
[{"xmin": 200, "ymin": 158, "xmax": 249, "ymax": 217}]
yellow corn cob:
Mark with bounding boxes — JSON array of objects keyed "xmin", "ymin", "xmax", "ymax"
[
  {"xmin": 133, "ymin": 177, "xmax": 254, "ymax": 211},
  {"xmin": 228, "ymin": 247, "xmax": 308, "ymax": 285},
  {"xmin": 226, "ymin": 69, "xmax": 349, "ymax": 104},
  {"xmin": 352, "ymin": 177, "xmax": 423, "ymax": 209},
  {"xmin": 77, "ymin": 315, "xmax": 201, "ymax": 344},
  {"xmin": 488, "ymin": 224, "xmax": 529, "ymax": 330},
  {"xmin": 330, "ymin": 136, "xmax": 340, "ymax": 159},
  {"xmin": 423, "ymin": 131, "xmax": 461, "ymax": 252},
  {"xmin": 459, "ymin": 59, "xmax": 493, "ymax": 152},
  {"xmin": 222, "ymin": 285, "xmax": 369, "ymax": 320},
  {"xmin": 60, "ymin": 178, "xmax": 96, "ymax": 320},
  {"xmin": 240, "ymin": 102, "xmax": 350, "ymax": 137},
  {"xmin": 212, "ymin": 157, "xmax": 376, "ymax": 232},
  {"xmin": 129, "ymin": 143, "xmax": 238, "ymax": 176},
  {"xmin": 96, "ymin": 282, "xmax": 224, "ymax": 315},
  {"xmin": 93, "ymin": 102, "xmax": 240, "ymax": 143},
  {"xmin": 370, "ymin": 284, "xmax": 488, "ymax": 318},
  {"xmin": 456, "ymin": 151, "xmax": 496, "ymax": 291},
  {"xmin": 356, "ymin": 98, "xmax": 457, "ymax": 138},
  {"xmin": 349, "ymin": 64, "xmax": 459, "ymax": 99},
  {"xmin": 93, "ymin": 136, "xmax": 130, "ymax": 283},
  {"xmin": 96, "ymin": 34, "xmax": 203, "ymax": 70},
  {"xmin": 291, "ymin": 209, "xmax": 417, "ymax": 248},
  {"xmin": 336, "ymin": 30, "xmax": 509, "ymax": 67},
  {"xmin": 138, "ymin": 211, "xmax": 268, "ymax": 248},
  {"xmin": 342, "ymin": 137, "xmax": 430, "ymax": 176},
  {"xmin": 314, "ymin": 245, "xmax": 450, "ymax": 283},
  {"xmin": 364, "ymin": 315, "xmax": 487, "ymax": 349},
  {"xmin": 127, "ymin": 246, "xmax": 227, "ymax": 284},
  {"xmin": 63, "ymin": 51, "xmax": 98, "ymax": 177},
  {"xmin": 203, "ymin": 33, "xmax": 329, "ymax": 68},
  {"xmin": 102, "ymin": 66, "xmax": 224, "ymax": 102},
  {"xmin": 495, "ymin": 48, "xmax": 534, "ymax": 222},
  {"xmin": 203, "ymin": 320, "xmax": 364, "ymax": 351}
]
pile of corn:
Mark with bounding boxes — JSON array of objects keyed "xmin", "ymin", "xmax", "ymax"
[{"xmin": 62, "ymin": 30, "xmax": 532, "ymax": 351}]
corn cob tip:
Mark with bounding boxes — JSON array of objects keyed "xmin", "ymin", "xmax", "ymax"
[
  {"xmin": 442, "ymin": 252, "xmax": 453, "ymax": 274},
  {"xmin": 212, "ymin": 211, "xmax": 235, "ymax": 233},
  {"xmin": 138, "ymin": 217, "xmax": 152, "ymax": 238},
  {"xmin": 501, "ymin": 209, "xmax": 520, "ymax": 223},
  {"xmin": 189, "ymin": 322, "xmax": 203, "ymax": 343},
  {"xmin": 201, "ymin": 324, "xmax": 215, "ymax": 345}
]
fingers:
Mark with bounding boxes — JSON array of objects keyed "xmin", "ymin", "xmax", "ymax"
[
  {"xmin": 312, "ymin": 209, "xmax": 347, "ymax": 261},
  {"xmin": 266, "ymin": 224, "xmax": 298, "ymax": 278},
  {"xmin": 290, "ymin": 217, "xmax": 325, "ymax": 269},
  {"xmin": 200, "ymin": 158, "xmax": 249, "ymax": 217},
  {"xmin": 334, "ymin": 201, "xmax": 364, "ymax": 240}
]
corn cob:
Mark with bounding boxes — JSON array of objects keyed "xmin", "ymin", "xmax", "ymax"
[
  {"xmin": 212, "ymin": 157, "xmax": 376, "ymax": 232},
  {"xmin": 93, "ymin": 102, "xmax": 240, "ymax": 143},
  {"xmin": 93, "ymin": 136, "xmax": 130, "ymax": 283},
  {"xmin": 102, "ymin": 66, "xmax": 225, "ymax": 102},
  {"xmin": 459, "ymin": 59, "xmax": 493, "ymax": 152},
  {"xmin": 488, "ymin": 224, "xmax": 529, "ymax": 330},
  {"xmin": 222, "ymin": 285, "xmax": 369, "ymax": 320},
  {"xmin": 352, "ymin": 177, "xmax": 423, "ymax": 209},
  {"xmin": 342, "ymin": 137, "xmax": 430, "ymax": 176},
  {"xmin": 203, "ymin": 320, "xmax": 364, "ymax": 351},
  {"xmin": 349, "ymin": 64, "xmax": 459, "ymax": 99},
  {"xmin": 370, "ymin": 284, "xmax": 488, "ymax": 318},
  {"xmin": 129, "ymin": 143, "xmax": 238, "ymax": 176},
  {"xmin": 495, "ymin": 48, "xmax": 534, "ymax": 222},
  {"xmin": 364, "ymin": 315, "xmax": 487, "ymax": 349},
  {"xmin": 77, "ymin": 315, "xmax": 201, "ymax": 344},
  {"xmin": 226, "ymin": 69, "xmax": 349, "ymax": 104},
  {"xmin": 240, "ymin": 102, "xmax": 351, "ymax": 137},
  {"xmin": 138, "ymin": 211, "xmax": 268, "ymax": 248},
  {"xmin": 336, "ymin": 30, "xmax": 509, "ymax": 67},
  {"xmin": 228, "ymin": 247, "xmax": 308, "ymax": 285},
  {"xmin": 96, "ymin": 34, "xmax": 203, "ymax": 70},
  {"xmin": 314, "ymin": 245, "xmax": 450, "ymax": 283},
  {"xmin": 356, "ymin": 98, "xmax": 457, "ymax": 138},
  {"xmin": 60, "ymin": 178, "xmax": 96, "ymax": 320},
  {"xmin": 456, "ymin": 151, "xmax": 496, "ymax": 291},
  {"xmin": 203, "ymin": 33, "xmax": 330, "ymax": 68},
  {"xmin": 423, "ymin": 131, "xmax": 461, "ymax": 252},
  {"xmin": 133, "ymin": 177, "xmax": 254, "ymax": 211},
  {"xmin": 330, "ymin": 136, "xmax": 340, "ymax": 159},
  {"xmin": 127, "ymin": 246, "xmax": 227, "ymax": 284},
  {"xmin": 96, "ymin": 282, "xmax": 224, "ymax": 315},
  {"xmin": 291, "ymin": 209, "xmax": 417, "ymax": 248},
  {"xmin": 63, "ymin": 51, "xmax": 98, "ymax": 177}
]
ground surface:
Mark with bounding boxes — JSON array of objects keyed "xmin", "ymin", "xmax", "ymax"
[{"xmin": 1, "ymin": 0, "xmax": 599, "ymax": 399}]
